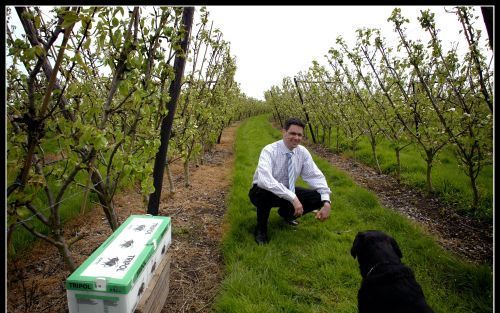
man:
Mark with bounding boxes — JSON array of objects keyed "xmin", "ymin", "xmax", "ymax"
[{"xmin": 249, "ymin": 117, "xmax": 332, "ymax": 244}]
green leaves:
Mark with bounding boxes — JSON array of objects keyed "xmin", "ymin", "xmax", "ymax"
[
  {"xmin": 6, "ymin": 5, "xmax": 255, "ymax": 245},
  {"xmin": 60, "ymin": 10, "xmax": 79, "ymax": 29},
  {"xmin": 118, "ymin": 80, "xmax": 130, "ymax": 97},
  {"xmin": 133, "ymin": 89, "xmax": 143, "ymax": 104},
  {"xmin": 114, "ymin": 29, "xmax": 123, "ymax": 48},
  {"xmin": 33, "ymin": 44, "xmax": 46, "ymax": 58},
  {"xmin": 94, "ymin": 134, "xmax": 109, "ymax": 150},
  {"xmin": 140, "ymin": 177, "xmax": 155, "ymax": 195},
  {"xmin": 34, "ymin": 14, "xmax": 41, "ymax": 29},
  {"xmin": 83, "ymin": 38, "xmax": 91, "ymax": 50},
  {"xmin": 98, "ymin": 29, "xmax": 107, "ymax": 49},
  {"xmin": 74, "ymin": 52, "xmax": 90, "ymax": 74},
  {"xmin": 77, "ymin": 125, "xmax": 107, "ymax": 150}
]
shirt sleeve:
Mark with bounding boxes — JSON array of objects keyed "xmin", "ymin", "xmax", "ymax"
[
  {"xmin": 255, "ymin": 147, "xmax": 296, "ymax": 202},
  {"xmin": 300, "ymin": 148, "xmax": 331, "ymax": 202}
]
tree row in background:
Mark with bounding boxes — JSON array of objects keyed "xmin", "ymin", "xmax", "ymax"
[
  {"xmin": 6, "ymin": 6, "xmax": 268, "ymax": 271},
  {"xmin": 266, "ymin": 7, "xmax": 493, "ymax": 218}
]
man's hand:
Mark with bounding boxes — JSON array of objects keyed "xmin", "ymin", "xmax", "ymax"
[
  {"xmin": 315, "ymin": 202, "xmax": 331, "ymax": 221},
  {"xmin": 292, "ymin": 197, "xmax": 304, "ymax": 217}
]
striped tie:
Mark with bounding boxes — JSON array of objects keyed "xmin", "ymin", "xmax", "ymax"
[{"xmin": 286, "ymin": 152, "xmax": 295, "ymax": 193}]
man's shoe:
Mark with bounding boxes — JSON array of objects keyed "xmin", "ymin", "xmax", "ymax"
[
  {"xmin": 282, "ymin": 217, "xmax": 299, "ymax": 226},
  {"xmin": 255, "ymin": 228, "xmax": 268, "ymax": 245}
]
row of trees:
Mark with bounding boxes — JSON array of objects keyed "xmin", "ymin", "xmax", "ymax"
[
  {"xmin": 266, "ymin": 7, "xmax": 493, "ymax": 211},
  {"xmin": 6, "ymin": 6, "xmax": 268, "ymax": 271}
]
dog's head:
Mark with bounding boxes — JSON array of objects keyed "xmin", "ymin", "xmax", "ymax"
[{"xmin": 351, "ymin": 230, "xmax": 403, "ymax": 277}]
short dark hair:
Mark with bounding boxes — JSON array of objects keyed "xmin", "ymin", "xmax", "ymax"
[{"xmin": 284, "ymin": 118, "xmax": 305, "ymax": 131}]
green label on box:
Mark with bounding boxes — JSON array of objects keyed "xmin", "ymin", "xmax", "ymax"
[{"xmin": 75, "ymin": 294, "xmax": 120, "ymax": 301}]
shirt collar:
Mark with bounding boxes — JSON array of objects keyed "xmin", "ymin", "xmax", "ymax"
[{"xmin": 279, "ymin": 140, "xmax": 295, "ymax": 155}]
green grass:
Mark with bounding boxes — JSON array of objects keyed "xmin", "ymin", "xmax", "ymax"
[
  {"xmin": 315, "ymin": 128, "xmax": 493, "ymax": 222},
  {"xmin": 213, "ymin": 114, "xmax": 492, "ymax": 313}
]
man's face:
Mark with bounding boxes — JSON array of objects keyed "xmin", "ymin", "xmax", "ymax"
[{"xmin": 282, "ymin": 124, "xmax": 304, "ymax": 150}]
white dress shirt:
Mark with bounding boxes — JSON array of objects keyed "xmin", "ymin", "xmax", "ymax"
[{"xmin": 252, "ymin": 140, "xmax": 331, "ymax": 203}]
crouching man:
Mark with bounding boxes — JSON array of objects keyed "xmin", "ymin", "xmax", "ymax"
[{"xmin": 249, "ymin": 118, "xmax": 332, "ymax": 244}]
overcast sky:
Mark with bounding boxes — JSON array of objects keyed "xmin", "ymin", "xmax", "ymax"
[
  {"xmin": 202, "ymin": 5, "xmax": 491, "ymax": 101},
  {"xmin": 6, "ymin": 6, "xmax": 491, "ymax": 102}
]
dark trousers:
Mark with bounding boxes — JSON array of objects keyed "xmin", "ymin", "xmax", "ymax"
[{"xmin": 248, "ymin": 184, "xmax": 323, "ymax": 231}]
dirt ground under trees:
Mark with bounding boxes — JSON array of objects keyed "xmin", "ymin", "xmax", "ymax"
[{"xmin": 6, "ymin": 121, "xmax": 492, "ymax": 313}]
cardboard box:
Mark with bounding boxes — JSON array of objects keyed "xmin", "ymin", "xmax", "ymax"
[{"xmin": 66, "ymin": 215, "xmax": 172, "ymax": 313}]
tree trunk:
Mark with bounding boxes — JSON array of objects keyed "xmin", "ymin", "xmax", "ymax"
[
  {"xmin": 269, "ymin": 90, "xmax": 283, "ymax": 128},
  {"xmin": 481, "ymin": 7, "xmax": 493, "ymax": 50},
  {"xmin": 352, "ymin": 141, "xmax": 357, "ymax": 163},
  {"xmin": 183, "ymin": 160, "xmax": 190, "ymax": 187},
  {"xmin": 336, "ymin": 126, "xmax": 340, "ymax": 153},
  {"xmin": 80, "ymin": 156, "xmax": 95, "ymax": 215},
  {"xmin": 184, "ymin": 137, "xmax": 196, "ymax": 186},
  {"xmin": 166, "ymin": 162, "xmax": 175, "ymax": 194},
  {"xmin": 395, "ymin": 148, "xmax": 401, "ymax": 184},
  {"xmin": 327, "ymin": 126, "xmax": 331, "ymax": 147},
  {"xmin": 370, "ymin": 137, "xmax": 382, "ymax": 174},
  {"xmin": 91, "ymin": 171, "xmax": 119, "ymax": 230},
  {"xmin": 468, "ymin": 162, "xmax": 480, "ymax": 210},
  {"xmin": 217, "ymin": 125, "xmax": 223, "ymax": 144},
  {"xmin": 425, "ymin": 152, "xmax": 434, "ymax": 194},
  {"xmin": 293, "ymin": 77, "xmax": 316, "ymax": 143},
  {"xmin": 148, "ymin": 7, "xmax": 194, "ymax": 215},
  {"xmin": 56, "ymin": 238, "xmax": 76, "ymax": 272},
  {"xmin": 199, "ymin": 141, "xmax": 205, "ymax": 165}
]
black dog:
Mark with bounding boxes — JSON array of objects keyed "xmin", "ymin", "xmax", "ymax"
[{"xmin": 350, "ymin": 230, "xmax": 434, "ymax": 313}]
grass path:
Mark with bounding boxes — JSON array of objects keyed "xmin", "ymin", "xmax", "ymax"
[{"xmin": 214, "ymin": 115, "xmax": 492, "ymax": 313}]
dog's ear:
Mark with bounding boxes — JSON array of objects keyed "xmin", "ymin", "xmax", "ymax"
[
  {"xmin": 351, "ymin": 232, "xmax": 363, "ymax": 259},
  {"xmin": 390, "ymin": 237, "xmax": 403, "ymax": 259}
]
